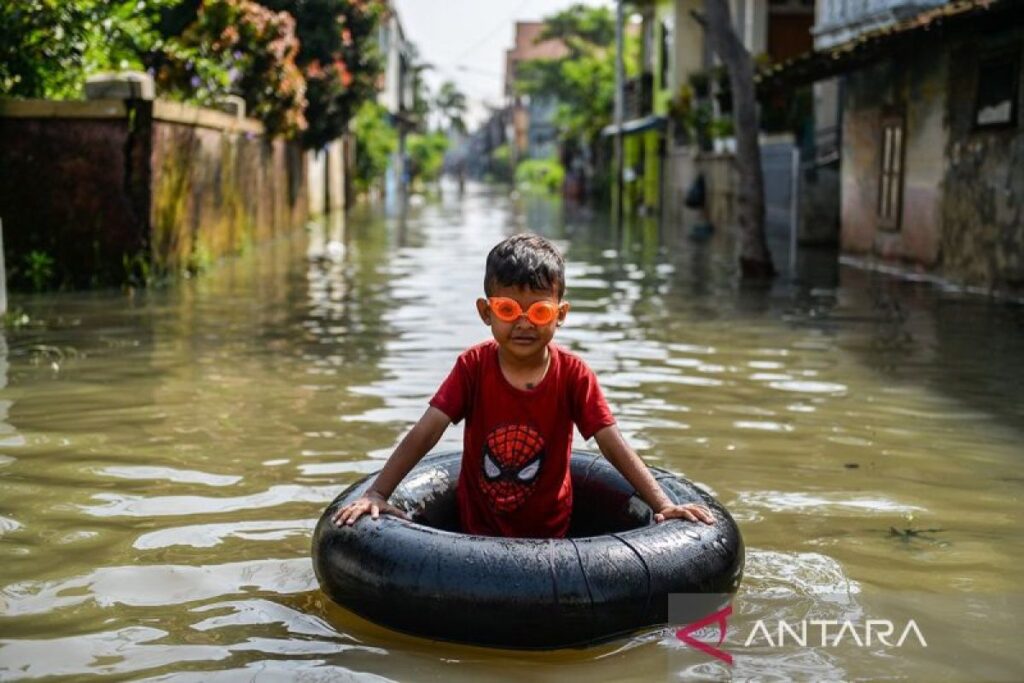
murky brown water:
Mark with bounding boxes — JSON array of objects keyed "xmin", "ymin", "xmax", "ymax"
[{"xmin": 1, "ymin": 185, "xmax": 1023, "ymax": 681}]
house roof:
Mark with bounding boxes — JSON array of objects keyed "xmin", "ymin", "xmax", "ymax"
[{"xmin": 757, "ymin": 0, "xmax": 1022, "ymax": 91}]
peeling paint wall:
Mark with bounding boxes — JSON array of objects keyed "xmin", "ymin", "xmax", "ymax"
[
  {"xmin": 840, "ymin": 27, "xmax": 1024, "ymax": 293},
  {"xmin": 941, "ymin": 32, "xmax": 1024, "ymax": 290},
  {"xmin": 841, "ymin": 50, "xmax": 947, "ymax": 266}
]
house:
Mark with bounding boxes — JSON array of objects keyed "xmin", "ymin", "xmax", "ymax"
[
  {"xmin": 504, "ymin": 22, "xmax": 570, "ymax": 165},
  {"xmin": 607, "ymin": 0, "xmax": 815, "ymax": 224},
  {"xmin": 761, "ymin": 0, "xmax": 1024, "ymax": 291}
]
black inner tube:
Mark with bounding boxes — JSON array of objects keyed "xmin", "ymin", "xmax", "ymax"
[{"xmin": 314, "ymin": 451, "xmax": 744, "ymax": 649}]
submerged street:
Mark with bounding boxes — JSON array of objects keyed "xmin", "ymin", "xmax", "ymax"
[{"xmin": 1, "ymin": 185, "xmax": 1022, "ymax": 680}]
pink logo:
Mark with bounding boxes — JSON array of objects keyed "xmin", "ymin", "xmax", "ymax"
[{"xmin": 676, "ymin": 604, "xmax": 733, "ymax": 665}]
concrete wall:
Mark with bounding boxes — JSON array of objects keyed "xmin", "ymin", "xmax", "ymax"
[
  {"xmin": 840, "ymin": 29, "xmax": 1024, "ymax": 292},
  {"xmin": 0, "ymin": 99, "xmax": 309, "ymax": 289},
  {"xmin": 941, "ymin": 33, "xmax": 1024, "ymax": 289},
  {"xmin": 308, "ymin": 150, "xmax": 327, "ymax": 217},
  {"xmin": 840, "ymin": 51, "xmax": 947, "ymax": 265}
]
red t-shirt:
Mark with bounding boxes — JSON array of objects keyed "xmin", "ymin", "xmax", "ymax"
[{"xmin": 429, "ymin": 340, "xmax": 615, "ymax": 538}]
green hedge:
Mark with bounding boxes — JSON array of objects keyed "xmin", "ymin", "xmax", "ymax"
[{"xmin": 514, "ymin": 159, "xmax": 565, "ymax": 194}]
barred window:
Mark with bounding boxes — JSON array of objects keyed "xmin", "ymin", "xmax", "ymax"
[{"xmin": 878, "ymin": 116, "xmax": 904, "ymax": 230}]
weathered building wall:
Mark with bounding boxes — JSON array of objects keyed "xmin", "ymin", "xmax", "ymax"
[
  {"xmin": 892, "ymin": 50, "xmax": 946, "ymax": 266},
  {"xmin": 941, "ymin": 32, "xmax": 1024, "ymax": 290},
  {"xmin": 0, "ymin": 101, "xmax": 151, "ymax": 288},
  {"xmin": 841, "ymin": 49, "xmax": 947, "ymax": 266},
  {"xmin": 840, "ymin": 29, "xmax": 1023, "ymax": 292},
  {"xmin": 841, "ymin": 61, "xmax": 889, "ymax": 255},
  {"xmin": 0, "ymin": 100, "xmax": 309, "ymax": 289}
]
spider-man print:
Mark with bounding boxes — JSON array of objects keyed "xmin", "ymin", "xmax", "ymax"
[{"xmin": 480, "ymin": 424, "xmax": 546, "ymax": 513}]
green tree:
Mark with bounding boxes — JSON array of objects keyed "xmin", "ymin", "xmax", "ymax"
[
  {"xmin": 153, "ymin": 0, "xmax": 307, "ymax": 136},
  {"xmin": 0, "ymin": 1, "xmax": 309, "ymax": 138},
  {"xmin": 404, "ymin": 43, "xmax": 433, "ymax": 131},
  {"xmin": 515, "ymin": 4, "xmax": 615, "ymax": 146},
  {"xmin": 261, "ymin": 0, "xmax": 386, "ymax": 149},
  {"xmin": 406, "ymin": 132, "xmax": 448, "ymax": 186},
  {"xmin": 352, "ymin": 100, "xmax": 397, "ymax": 193},
  {"xmin": 434, "ymin": 80, "xmax": 467, "ymax": 134},
  {"xmin": 0, "ymin": 0, "xmax": 178, "ymax": 98}
]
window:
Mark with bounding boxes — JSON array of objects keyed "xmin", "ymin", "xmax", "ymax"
[
  {"xmin": 878, "ymin": 116, "xmax": 905, "ymax": 230},
  {"xmin": 974, "ymin": 52, "xmax": 1020, "ymax": 129}
]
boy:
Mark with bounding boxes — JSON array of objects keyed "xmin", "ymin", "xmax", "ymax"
[{"xmin": 333, "ymin": 233, "xmax": 714, "ymax": 537}]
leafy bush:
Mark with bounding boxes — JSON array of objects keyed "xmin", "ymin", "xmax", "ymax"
[
  {"xmin": 490, "ymin": 144, "xmax": 512, "ymax": 182},
  {"xmin": 0, "ymin": 0, "xmax": 387, "ymax": 143},
  {"xmin": 515, "ymin": 159, "xmax": 565, "ymax": 194},
  {"xmin": 155, "ymin": 0, "xmax": 307, "ymax": 137},
  {"xmin": 352, "ymin": 100, "xmax": 397, "ymax": 193},
  {"xmin": 263, "ymin": 0, "xmax": 385, "ymax": 149},
  {"xmin": 407, "ymin": 132, "xmax": 448, "ymax": 186}
]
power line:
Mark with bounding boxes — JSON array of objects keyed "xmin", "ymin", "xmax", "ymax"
[{"xmin": 450, "ymin": 0, "xmax": 534, "ymax": 64}]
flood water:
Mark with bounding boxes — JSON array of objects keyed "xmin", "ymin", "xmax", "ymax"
[{"xmin": 1, "ymin": 185, "xmax": 1023, "ymax": 681}]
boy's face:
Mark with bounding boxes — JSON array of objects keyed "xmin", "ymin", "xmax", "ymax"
[{"xmin": 476, "ymin": 284, "xmax": 569, "ymax": 361}]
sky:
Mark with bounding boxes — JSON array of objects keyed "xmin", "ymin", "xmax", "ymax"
[{"xmin": 392, "ymin": 0, "xmax": 612, "ymax": 129}]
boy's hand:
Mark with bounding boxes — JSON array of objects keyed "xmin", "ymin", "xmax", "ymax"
[
  {"xmin": 654, "ymin": 503, "xmax": 715, "ymax": 525},
  {"xmin": 332, "ymin": 490, "xmax": 408, "ymax": 527}
]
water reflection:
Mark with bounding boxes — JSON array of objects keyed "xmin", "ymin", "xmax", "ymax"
[{"xmin": 0, "ymin": 184, "xmax": 1022, "ymax": 680}]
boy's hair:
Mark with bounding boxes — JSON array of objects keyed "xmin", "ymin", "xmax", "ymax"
[{"xmin": 484, "ymin": 234, "xmax": 566, "ymax": 299}]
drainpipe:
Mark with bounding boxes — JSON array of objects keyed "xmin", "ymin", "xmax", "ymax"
[{"xmin": 614, "ymin": 0, "xmax": 625, "ymax": 227}]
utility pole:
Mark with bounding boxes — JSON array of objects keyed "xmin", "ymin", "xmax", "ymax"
[
  {"xmin": 0, "ymin": 218, "xmax": 6, "ymax": 316},
  {"xmin": 614, "ymin": 0, "xmax": 625, "ymax": 227}
]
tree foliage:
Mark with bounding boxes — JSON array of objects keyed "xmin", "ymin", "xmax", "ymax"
[
  {"xmin": 0, "ymin": 0, "xmax": 177, "ymax": 98},
  {"xmin": 514, "ymin": 4, "xmax": 615, "ymax": 147},
  {"xmin": 404, "ymin": 43, "xmax": 433, "ymax": 131},
  {"xmin": 153, "ymin": 0, "xmax": 307, "ymax": 137},
  {"xmin": 406, "ymin": 132, "xmax": 448, "ymax": 186},
  {"xmin": 0, "ymin": 0, "xmax": 387, "ymax": 143},
  {"xmin": 351, "ymin": 99, "xmax": 397, "ymax": 192},
  {"xmin": 262, "ymin": 0, "xmax": 385, "ymax": 148},
  {"xmin": 434, "ymin": 80, "xmax": 467, "ymax": 134}
]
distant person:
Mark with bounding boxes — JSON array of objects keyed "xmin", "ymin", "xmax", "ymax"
[{"xmin": 333, "ymin": 234, "xmax": 713, "ymax": 537}]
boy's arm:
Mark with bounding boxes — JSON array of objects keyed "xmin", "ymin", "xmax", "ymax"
[
  {"xmin": 593, "ymin": 424, "xmax": 715, "ymax": 524},
  {"xmin": 332, "ymin": 406, "xmax": 451, "ymax": 526}
]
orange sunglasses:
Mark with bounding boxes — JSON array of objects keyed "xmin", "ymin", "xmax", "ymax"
[{"xmin": 488, "ymin": 297, "xmax": 561, "ymax": 326}]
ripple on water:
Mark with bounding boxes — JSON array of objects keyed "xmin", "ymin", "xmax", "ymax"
[
  {"xmin": 733, "ymin": 421, "xmax": 795, "ymax": 433},
  {"xmin": 738, "ymin": 491, "xmax": 925, "ymax": 515},
  {"xmin": 80, "ymin": 485, "xmax": 339, "ymax": 517},
  {"xmin": 769, "ymin": 380, "xmax": 848, "ymax": 395},
  {"xmin": 97, "ymin": 466, "xmax": 242, "ymax": 487},
  {"xmin": 0, "ymin": 515, "xmax": 23, "ymax": 535},
  {"xmin": 0, "ymin": 558, "xmax": 316, "ymax": 616},
  {"xmin": 0, "ymin": 625, "xmax": 387, "ymax": 680},
  {"xmin": 133, "ymin": 520, "xmax": 316, "ymax": 549}
]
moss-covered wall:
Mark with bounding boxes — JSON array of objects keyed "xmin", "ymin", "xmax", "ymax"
[
  {"xmin": 149, "ymin": 113, "xmax": 307, "ymax": 278},
  {"xmin": 942, "ymin": 32, "xmax": 1024, "ymax": 290},
  {"xmin": 0, "ymin": 100, "xmax": 152, "ymax": 289},
  {"xmin": 0, "ymin": 99, "xmax": 308, "ymax": 290}
]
